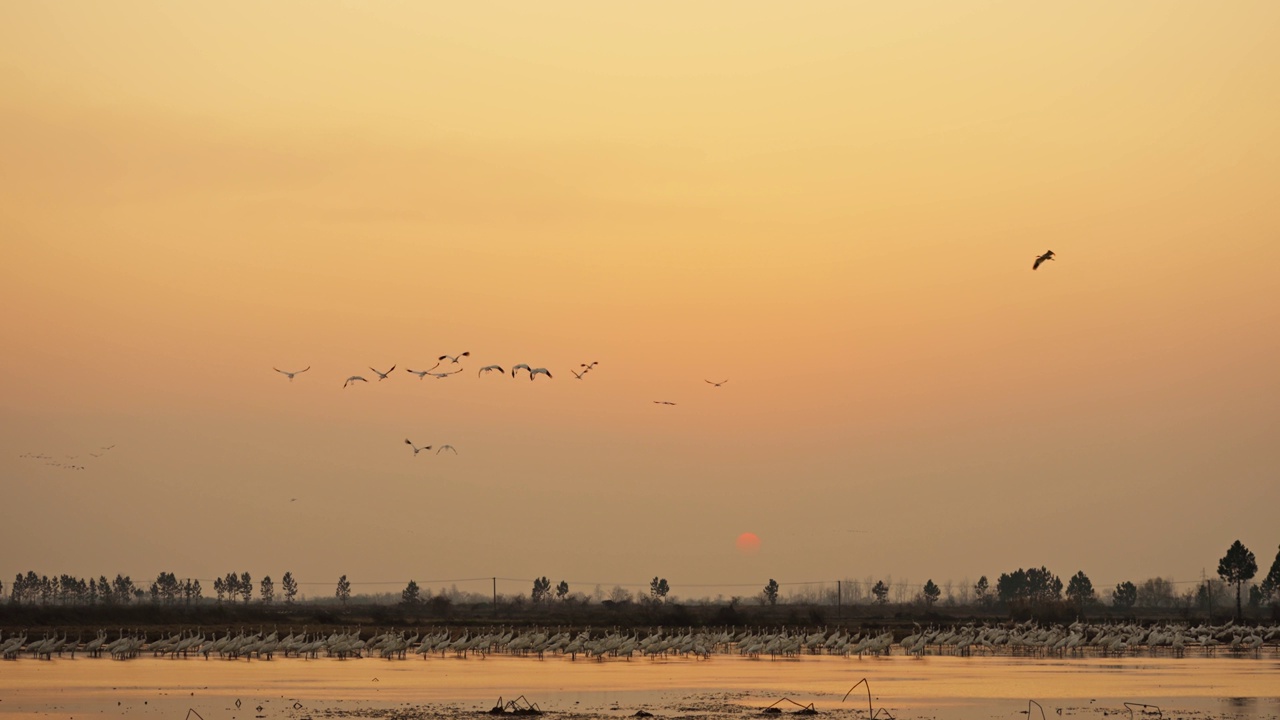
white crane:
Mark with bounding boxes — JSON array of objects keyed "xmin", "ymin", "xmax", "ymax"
[
  {"xmin": 511, "ymin": 363, "xmax": 531, "ymax": 378},
  {"xmin": 274, "ymin": 367, "xmax": 310, "ymax": 381},
  {"xmin": 427, "ymin": 368, "xmax": 463, "ymax": 379},
  {"xmin": 437, "ymin": 444, "xmax": 457, "ymax": 454},
  {"xmin": 343, "ymin": 376, "xmax": 368, "ymax": 388},
  {"xmin": 654, "ymin": 400, "xmax": 677, "ymax": 405},
  {"xmin": 405, "ymin": 363, "xmax": 441, "ymax": 379},
  {"xmin": 1033, "ymin": 249, "xmax": 1055, "ymax": 270},
  {"xmin": 478, "ymin": 365, "xmax": 504, "ymax": 377},
  {"xmin": 571, "ymin": 370, "xmax": 587, "ymax": 379},
  {"xmin": 528, "ymin": 367, "xmax": 552, "ymax": 381},
  {"xmin": 370, "ymin": 365, "xmax": 396, "ymax": 380},
  {"xmin": 705, "ymin": 379, "xmax": 728, "ymax": 387},
  {"xmin": 405, "ymin": 439, "xmax": 431, "ymax": 456},
  {"xmin": 438, "ymin": 352, "xmax": 470, "ymax": 364}
]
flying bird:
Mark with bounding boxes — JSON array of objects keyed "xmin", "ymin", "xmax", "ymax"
[
  {"xmin": 438, "ymin": 352, "xmax": 470, "ymax": 364},
  {"xmin": 571, "ymin": 370, "xmax": 587, "ymax": 379},
  {"xmin": 405, "ymin": 439, "xmax": 431, "ymax": 456},
  {"xmin": 274, "ymin": 367, "xmax": 310, "ymax": 381},
  {"xmin": 437, "ymin": 444, "xmax": 457, "ymax": 455},
  {"xmin": 511, "ymin": 363, "xmax": 532, "ymax": 378},
  {"xmin": 529, "ymin": 367, "xmax": 552, "ymax": 381},
  {"xmin": 580, "ymin": 362, "xmax": 598, "ymax": 370},
  {"xmin": 1033, "ymin": 250, "xmax": 1056, "ymax": 270},
  {"xmin": 478, "ymin": 365, "xmax": 504, "ymax": 378},
  {"xmin": 406, "ymin": 364, "xmax": 442, "ymax": 379},
  {"xmin": 427, "ymin": 368, "xmax": 463, "ymax": 379},
  {"xmin": 705, "ymin": 379, "xmax": 728, "ymax": 387},
  {"xmin": 370, "ymin": 365, "xmax": 396, "ymax": 380},
  {"xmin": 654, "ymin": 401, "xmax": 677, "ymax": 405},
  {"xmin": 343, "ymin": 375, "xmax": 369, "ymax": 388}
]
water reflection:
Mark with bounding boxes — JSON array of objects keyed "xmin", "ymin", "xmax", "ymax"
[{"xmin": 0, "ymin": 656, "xmax": 1276, "ymax": 720}]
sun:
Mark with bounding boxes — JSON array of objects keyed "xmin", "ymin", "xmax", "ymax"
[{"xmin": 735, "ymin": 532, "xmax": 761, "ymax": 556}]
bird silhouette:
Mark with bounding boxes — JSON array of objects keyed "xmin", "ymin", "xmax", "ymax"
[
  {"xmin": 478, "ymin": 365, "xmax": 505, "ymax": 378},
  {"xmin": 405, "ymin": 439, "xmax": 431, "ymax": 456},
  {"xmin": 437, "ymin": 444, "xmax": 457, "ymax": 455},
  {"xmin": 705, "ymin": 379, "xmax": 728, "ymax": 387},
  {"xmin": 406, "ymin": 364, "xmax": 441, "ymax": 379},
  {"xmin": 529, "ymin": 368, "xmax": 552, "ymax": 381},
  {"xmin": 370, "ymin": 365, "xmax": 396, "ymax": 380},
  {"xmin": 343, "ymin": 376, "xmax": 368, "ymax": 388},
  {"xmin": 1033, "ymin": 250, "xmax": 1055, "ymax": 270},
  {"xmin": 654, "ymin": 401, "xmax": 677, "ymax": 406},
  {"xmin": 438, "ymin": 352, "xmax": 470, "ymax": 364},
  {"xmin": 274, "ymin": 367, "xmax": 310, "ymax": 381}
]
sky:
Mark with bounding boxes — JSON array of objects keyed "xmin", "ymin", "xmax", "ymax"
[{"xmin": 2, "ymin": 1, "xmax": 1279, "ymax": 602}]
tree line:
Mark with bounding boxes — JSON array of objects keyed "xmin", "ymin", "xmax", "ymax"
[{"xmin": 6, "ymin": 540, "xmax": 1278, "ymax": 621}]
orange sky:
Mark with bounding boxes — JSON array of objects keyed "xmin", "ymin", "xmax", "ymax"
[{"xmin": 2, "ymin": 1, "xmax": 1278, "ymax": 601}]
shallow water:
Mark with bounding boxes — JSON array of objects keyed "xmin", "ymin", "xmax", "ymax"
[{"xmin": 1, "ymin": 655, "xmax": 1278, "ymax": 720}]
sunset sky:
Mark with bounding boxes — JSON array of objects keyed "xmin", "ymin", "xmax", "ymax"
[{"xmin": 3, "ymin": 2, "xmax": 1278, "ymax": 602}]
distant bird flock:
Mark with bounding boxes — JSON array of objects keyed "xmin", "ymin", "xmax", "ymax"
[
  {"xmin": 281, "ymin": 355, "xmax": 616, "ymax": 460},
  {"xmin": 2, "ymin": 618, "xmax": 1274, "ymax": 662},
  {"xmin": 16, "ymin": 445, "xmax": 116, "ymax": 472}
]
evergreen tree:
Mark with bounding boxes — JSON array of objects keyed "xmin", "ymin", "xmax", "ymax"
[
  {"xmin": 260, "ymin": 575, "xmax": 274, "ymax": 604},
  {"xmin": 402, "ymin": 580, "xmax": 421, "ymax": 606},
  {"xmin": 1261, "ymin": 545, "xmax": 1280, "ymax": 603},
  {"xmin": 336, "ymin": 575, "xmax": 351, "ymax": 607},
  {"xmin": 649, "ymin": 577, "xmax": 670, "ymax": 603},
  {"xmin": 531, "ymin": 576, "xmax": 551, "ymax": 603},
  {"xmin": 922, "ymin": 579, "xmax": 941, "ymax": 606},
  {"xmin": 974, "ymin": 576, "xmax": 991, "ymax": 606},
  {"xmin": 1217, "ymin": 539, "xmax": 1257, "ymax": 621},
  {"xmin": 1066, "ymin": 571, "xmax": 1095, "ymax": 613},
  {"xmin": 1112, "ymin": 581, "xmax": 1137, "ymax": 610},
  {"xmin": 762, "ymin": 579, "xmax": 780, "ymax": 606},
  {"xmin": 872, "ymin": 580, "xmax": 890, "ymax": 604},
  {"xmin": 282, "ymin": 572, "xmax": 298, "ymax": 604}
]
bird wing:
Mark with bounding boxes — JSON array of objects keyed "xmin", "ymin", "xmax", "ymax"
[
  {"xmin": 388, "ymin": 365, "xmax": 396, "ymax": 373},
  {"xmin": 299, "ymin": 367, "xmax": 310, "ymax": 373},
  {"xmin": 405, "ymin": 439, "xmax": 412, "ymax": 445},
  {"xmin": 461, "ymin": 351, "xmax": 470, "ymax": 357},
  {"xmin": 274, "ymin": 368, "xmax": 286, "ymax": 375},
  {"xmin": 1033, "ymin": 257, "xmax": 1044, "ymax": 270},
  {"xmin": 438, "ymin": 355, "xmax": 448, "ymax": 361}
]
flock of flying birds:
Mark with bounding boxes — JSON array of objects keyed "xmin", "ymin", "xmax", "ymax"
[
  {"xmin": 17, "ymin": 445, "xmax": 116, "ymax": 472},
  {"xmin": 272, "ymin": 352, "xmax": 742, "ymax": 460},
  {"xmin": 20, "ymin": 251, "xmax": 1056, "ymax": 474},
  {"xmin": 272, "ymin": 354, "xmax": 735, "ymax": 410}
]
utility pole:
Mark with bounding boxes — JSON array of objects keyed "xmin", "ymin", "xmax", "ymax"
[{"xmin": 493, "ymin": 577, "xmax": 497, "ymax": 617}]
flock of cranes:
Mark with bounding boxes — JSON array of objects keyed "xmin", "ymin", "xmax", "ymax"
[
  {"xmin": 4, "ymin": 618, "xmax": 1275, "ymax": 663},
  {"xmin": 16, "ymin": 445, "xmax": 116, "ymax": 472},
  {"xmin": 281, "ymin": 354, "xmax": 573, "ymax": 388},
  {"xmin": 275, "ymin": 348, "xmax": 737, "ymax": 411}
]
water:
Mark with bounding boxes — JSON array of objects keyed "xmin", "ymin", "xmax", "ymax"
[{"xmin": 2, "ymin": 655, "xmax": 1278, "ymax": 720}]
